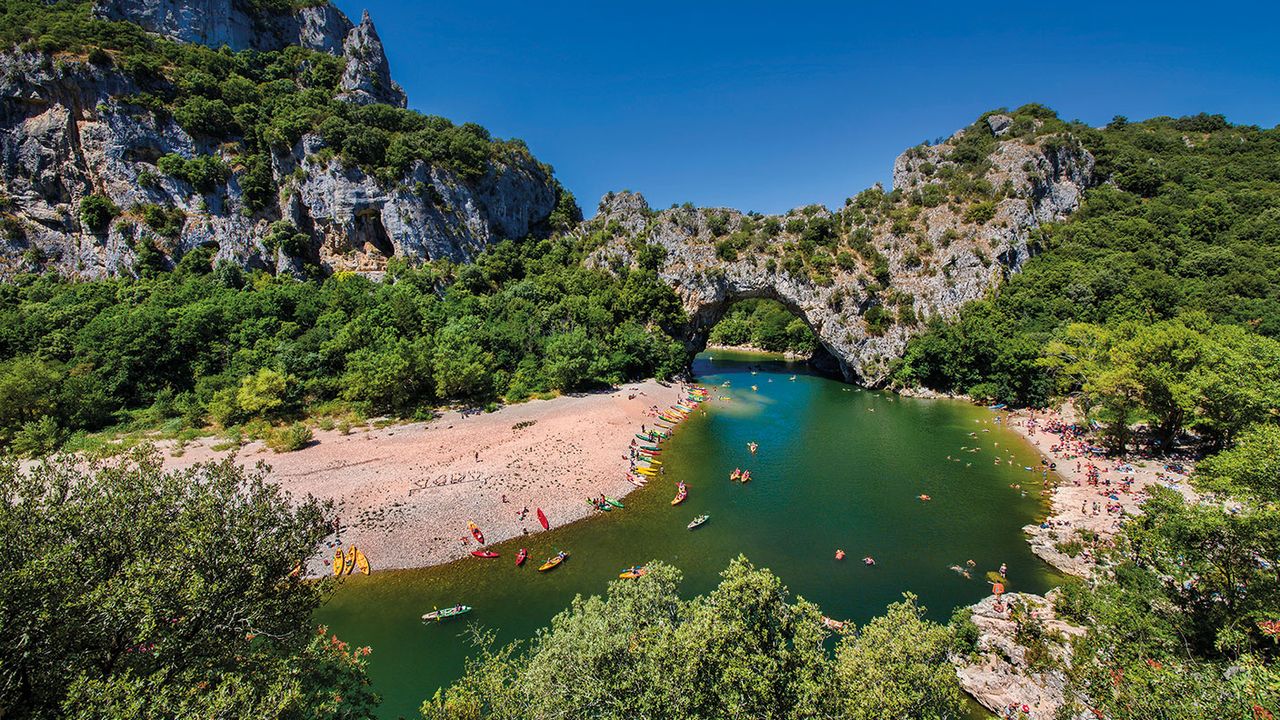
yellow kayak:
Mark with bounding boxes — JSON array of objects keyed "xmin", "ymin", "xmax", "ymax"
[
  {"xmin": 354, "ymin": 547, "xmax": 371, "ymax": 575},
  {"xmin": 343, "ymin": 546, "xmax": 356, "ymax": 575},
  {"xmin": 539, "ymin": 551, "xmax": 569, "ymax": 572},
  {"xmin": 332, "ymin": 548, "xmax": 344, "ymax": 576}
]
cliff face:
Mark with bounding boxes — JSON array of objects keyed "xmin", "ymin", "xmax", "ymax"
[
  {"xmin": 0, "ymin": 2, "xmax": 556, "ymax": 278},
  {"xmin": 92, "ymin": 0, "xmax": 406, "ymax": 106},
  {"xmin": 586, "ymin": 117, "xmax": 1097, "ymax": 385}
]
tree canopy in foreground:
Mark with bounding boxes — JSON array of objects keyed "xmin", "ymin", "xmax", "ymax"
[
  {"xmin": 0, "ymin": 448, "xmax": 376, "ymax": 719},
  {"xmin": 420, "ymin": 557, "xmax": 965, "ymax": 720}
]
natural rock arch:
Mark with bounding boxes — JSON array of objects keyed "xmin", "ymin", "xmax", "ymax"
[{"xmin": 587, "ymin": 117, "xmax": 1096, "ymax": 385}]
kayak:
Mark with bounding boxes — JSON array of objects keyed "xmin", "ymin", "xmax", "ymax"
[
  {"xmin": 342, "ymin": 546, "xmax": 356, "ymax": 575},
  {"xmin": 588, "ymin": 500, "xmax": 612, "ymax": 512},
  {"xmin": 422, "ymin": 605, "xmax": 471, "ymax": 622},
  {"xmin": 468, "ymin": 521, "xmax": 485, "ymax": 544},
  {"xmin": 639, "ymin": 444, "xmax": 661, "ymax": 451},
  {"xmin": 354, "ymin": 547, "xmax": 371, "ymax": 575},
  {"xmin": 619, "ymin": 565, "xmax": 648, "ymax": 579},
  {"xmin": 671, "ymin": 485, "xmax": 688, "ymax": 505},
  {"xmin": 471, "ymin": 550, "xmax": 499, "ymax": 558},
  {"xmin": 687, "ymin": 514, "xmax": 709, "ymax": 529},
  {"xmin": 516, "ymin": 548, "xmax": 528, "ymax": 566},
  {"xmin": 605, "ymin": 497, "xmax": 624, "ymax": 509},
  {"xmin": 539, "ymin": 551, "xmax": 569, "ymax": 572},
  {"xmin": 537, "ymin": 507, "xmax": 549, "ymax": 530},
  {"xmin": 332, "ymin": 547, "xmax": 344, "ymax": 576}
]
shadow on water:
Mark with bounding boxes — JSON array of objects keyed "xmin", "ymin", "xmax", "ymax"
[{"xmin": 317, "ymin": 349, "xmax": 1056, "ymax": 719}]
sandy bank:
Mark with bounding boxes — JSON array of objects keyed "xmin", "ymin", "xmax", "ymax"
[
  {"xmin": 1002, "ymin": 407, "xmax": 1198, "ymax": 577},
  {"xmin": 160, "ymin": 380, "xmax": 686, "ymax": 574}
]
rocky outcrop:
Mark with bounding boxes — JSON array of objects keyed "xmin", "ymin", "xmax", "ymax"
[
  {"xmin": 91, "ymin": 0, "xmax": 406, "ymax": 107},
  {"xmin": 337, "ymin": 11, "xmax": 405, "ymax": 107},
  {"xmin": 586, "ymin": 122, "xmax": 1096, "ymax": 385},
  {"xmin": 953, "ymin": 592, "xmax": 1090, "ymax": 720},
  {"xmin": 0, "ymin": 4, "xmax": 554, "ymax": 278}
]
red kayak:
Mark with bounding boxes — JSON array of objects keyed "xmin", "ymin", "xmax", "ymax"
[
  {"xmin": 516, "ymin": 548, "xmax": 528, "ymax": 566},
  {"xmin": 471, "ymin": 550, "xmax": 499, "ymax": 559},
  {"xmin": 536, "ymin": 508, "xmax": 549, "ymax": 530},
  {"xmin": 468, "ymin": 521, "xmax": 485, "ymax": 544}
]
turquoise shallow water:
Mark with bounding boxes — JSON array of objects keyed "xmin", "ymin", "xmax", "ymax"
[{"xmin": 317, "ymin": 350, "xmax": 1057, "ymax": 719}]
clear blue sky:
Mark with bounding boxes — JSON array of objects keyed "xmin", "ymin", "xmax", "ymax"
[{"xmin": 335, "ymin": 1, "xmax": 1280, "ymax": 216}]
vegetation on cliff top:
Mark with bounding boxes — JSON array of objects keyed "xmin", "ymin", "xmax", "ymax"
[
  {"xmin": 0, "ymin": 0, "xmax": 565, "ymax": 221},
  {"xmin": 895, "ymin": 112, "xmax": 1280, "ymax": 410}
]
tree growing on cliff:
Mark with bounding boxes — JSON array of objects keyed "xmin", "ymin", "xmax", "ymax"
[{"xmin": 0, "ymin": 448, "xmax": 377, "ymax": 719}]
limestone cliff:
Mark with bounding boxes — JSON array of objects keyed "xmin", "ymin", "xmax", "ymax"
[
  {"xmin": 91, "ymin": 0, "xmax": 406, "ymax": 106},
  {"xmin": 0, "ymin": 1, "xmax": 557, "ymax": 278},
  {"xmin": 584, "ymin": 116, "xmax": 1097, "ymax": 385}
]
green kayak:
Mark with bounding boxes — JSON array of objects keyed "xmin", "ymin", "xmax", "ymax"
[
  {"xmin": 422, "ymin": 605, "xmax": 471, "ymax": 622},
  {"xmin": 605, "ymin": 497, "xmax": 624, "ymax": 509}
]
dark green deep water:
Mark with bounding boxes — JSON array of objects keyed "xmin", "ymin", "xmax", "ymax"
[{"xmin": 317, "ymin": 350, "xmax": 1059, "ymax": 719}]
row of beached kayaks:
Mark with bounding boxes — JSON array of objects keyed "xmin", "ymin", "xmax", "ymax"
[
  {"xmin": 332, "ymin": 545, "xmax": 371, "ymax": 576},
  {"xmin": 630, "ymin": 387, "xmax": 710, "ymax": 486},
  {"xmin": 430, "ymin": 388, "xmax": 714, "ymax": 622}
]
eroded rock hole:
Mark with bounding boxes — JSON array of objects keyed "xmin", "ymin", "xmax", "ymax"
[{"xmin": 352, "ymin": 207, "xmax": 393, "ymax": 257}]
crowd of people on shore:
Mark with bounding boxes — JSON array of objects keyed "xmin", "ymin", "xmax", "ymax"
[{"xmin": 1014, "ymin": 408, "xmax": 1194, "ymax": 573}]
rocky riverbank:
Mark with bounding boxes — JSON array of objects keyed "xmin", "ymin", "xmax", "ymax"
[{"xmin": 950, "ymin": 403, "xmax": 1200, "ymax": 719}]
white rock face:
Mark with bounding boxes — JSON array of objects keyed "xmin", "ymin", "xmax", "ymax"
[
  {"xmin": 952, "ymin": 592, "xmax": 1092, "ymax": 720},
  {"xmin": 0, "ymin": 5, "xmax": 553, "ymax": 278},
  {"xmin": 338, "ymin": 11, "xmax": 406, "ymax": 107},
  {"xmin": 91, "ymin": 0, "xmax": 406, "ymax": 107},
  {"xmin": 588, "ymin": 122, "xmax": 1096, "ymax": 385}
]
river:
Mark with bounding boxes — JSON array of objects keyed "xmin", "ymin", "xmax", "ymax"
[{"xmin": 317, "ymin": 350, "xmax": 1059, "ymax": 719}]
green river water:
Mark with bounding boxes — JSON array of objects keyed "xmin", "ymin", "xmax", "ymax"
[{"xmin": 317, "ymin": 350, "xmax": 1060, "ymax": 719}]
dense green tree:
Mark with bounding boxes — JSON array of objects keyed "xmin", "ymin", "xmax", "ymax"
[
  {"xmin": 420, "ymin": 557, "xmax": 962, "ymax": 720},
  {"xmin": 78, "ymin": 194, "xmax": 118, "ymax": 232},
  {"xmin": 1194, "ymin": 424, "xmax": 1280, "ymax": 499},
  {"xmin": 0, "ymin": 448, "xmax": 377, "ymax": 719},
  {"xmin": 0, "ymin": 231, "xmax": 689, "ymax": 453},
  {"xmin": 1059, "ymin": 487, "xmax": 1280, "ymax": 719},
  {"xmin": 833, "ymin": 594, "xmax": 965, "ymax": 720},
  {"xmin": 707, "ymin": 299, "xmax": 818, "ymax": 355}
]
